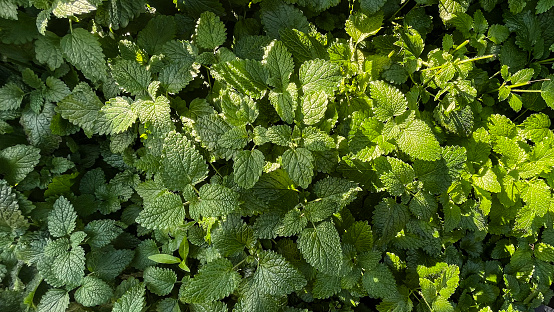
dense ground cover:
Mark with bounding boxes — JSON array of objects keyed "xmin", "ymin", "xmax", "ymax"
[{"xmin": 2, "ymin": 0, "xmax": 554, "ymax": 311}]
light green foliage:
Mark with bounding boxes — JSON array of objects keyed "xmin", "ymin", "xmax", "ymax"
[
  {"xmin": 299, "ymin": 59, "xmax": 342, "ymax": 95},
  {"xmin": 110, "ymin": 59, "xmax": 151, "ymax": 95},
  {"xmin": 101, "ymin": 97, "xmax": 137, "ymax": 134},
  {"xmin": 212, "ymin": 59, "xmax": 268, "ymax": 99},
  {"xmin": 56, "ymin": 83, "xmax": 107, "ymax": 135},
  {"xmin": 264, "ymin": 40, "xmax": 294, "ymax": 89},
  {"xmin": 397, "ymin": 119, "xmax": 441, "ymax": 161},
  {"xmin": 37, "ymin": 289, "xmax": 69, "ymax": 312},
  {"xmin": 301, "ymin": 90, "xmax": 328, "ymax": 125},
  {"xmin": 113, "ymin": 283, "xmax": 145, "ymax": 312},
  {"xmin": 345, "ymin": 11, "xmax": 383, "ymax": 45},
  {"xmin": 181, "ymin": 258, "xmax": 241, "ymax": 303},
  {"xmin": 370, "ymin": 80, "xmax": 407, "ymax": 121}
]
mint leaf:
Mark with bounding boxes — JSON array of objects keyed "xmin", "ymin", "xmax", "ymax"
[
  {"xmin": 298, "ymin": 221, "xmax": 342, "ymax": 275},
  {"xmin": 144, "ymin": 266, "xmax": 177, "ymax": 296},
  {"xmin": 190, "ymin": 183, "xmax": 240, "ymax": 218},
  {"xmin": 345, "ymin": 11, "xmax": 383, "ymax": 45},
  {"xmin": 101, "ymin": 97, "xmax": 137, "ymax": 134},
  {"xmin": 212, "ymin": 59, "xmax": 268, "ymax": 99},
  {"xmin": 0, "ymin": 144, "xmax": 41, "ymax": 185},
  {"xmin": 113, "ymin": 283, "xmax": 145, "ymax": 312},
  {"xmin": 136, "ymin": 191, "xmax": 184, "ymax": 230},
  {"xmin": 397, "ymin": 119, "xmax": 441, "ymax": 161},
  {"xmin": 252, "ymin": 250, "xmax": 307, "ymax": 296},
  {"xmin": 282, "ymin": 147, "xmax": 314, "ymax": 189},
  {"xmin": 263, "ymin": 40, "xmax": 294, "ymax": 89},
  {"xmin": 37, "ymin": 289, "xmax": 69, "ymax": 312},
  {"xmin": 195, "ymin": 11, "xmax": 226, "ymax": 50},
  {"xmin": 370, "ymin": 80, "xmax": 408, "ymax": 121},
  {"xmin": 61, "ymin": 28, "xmax": 107, "ymax": 82},
  {"xmin": 48, "ymin": 196, "xmax": 77, "ymax": 237},
  {"xmin": 110, "ymin": 59, "xmax": 151, "ymax": 95},
  {"xmin": 181, "ymin": 258, "xmax": 241, "ymax": 303},
  {"xmin": 0, "ymin": 83, "xmax": 24, "ymax": 111},
  {"xmin": 299, "ymin": 59, "xmax": 342, "ymax": 95},
  {"xmin": 74, "ymin": 276, "xmax": 113, "ymax": 307},
  {"xmin": 234, "ymin": 149, "xmax": 265, "ymax": 189},
  {"xmin": 301, "ymin": 90, "xmax": 328, "ymax": 125},
  {"xmin": 137, "ymin": 15, "xmax": 176, "ymax": 55},
  {"xmin": 161, "ymin": 131, "xmax": 209, "ymax": 190}
]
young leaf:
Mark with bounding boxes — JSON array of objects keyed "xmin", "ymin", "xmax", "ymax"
[
  {"xmin": 299, "ymin": 59, "xmax": 342, "ymax": 95},
  {"xmin": 298, "ymin": 221, "xmax": 342, "ymax": 275},
  {"xmin": 301, "ymin": 90, "xmax": 328, "ymax": 125},
  {"xmin": 101, "ymin": 97, "xmax": 137, "ymax": 134},
  {"xmin": 369, "ymin": 80, "xmax": 407, "ymax": 121},
  {"xmin": 148, "ymin": 254, "xmax": 182, "ymax": 264},
  {"xmin": 113, "ymin": 283, "xmax": 145, "ymax": 312},
  {"xmin": 345, "ymin": 11, "xmax": 383, "ymax": 45}
]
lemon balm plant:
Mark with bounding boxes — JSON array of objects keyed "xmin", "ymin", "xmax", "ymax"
[{"xmin": 1, "ymin": 0, "xmax": 554, "ymax": 311}]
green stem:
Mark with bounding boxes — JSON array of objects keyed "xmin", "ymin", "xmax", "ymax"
[{"xmin": 510, "ymin": 89, "xmax": 542, "ymax": 93}]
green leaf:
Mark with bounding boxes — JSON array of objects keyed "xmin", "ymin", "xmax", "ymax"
[
  {"xmin": 252, "ymin": 250, "xmax": 307, "ymax": 296},
  {"xmin": 277, "ymin": 208, "xmax": 307, "ymax": 236},
  {"xmin": 159, "ymin": 61, "xmax": 199, "ymax": 94},
  {"xmin": 299, "ymin": 59, "xmax": 342, "ymax": 95},
  {"xmin": 373, "ymin": 198, "xmax": 409, "ymax": 242},
  {"xmin": 0, "ymin": 144, "xmax": 41, "ymax": 185},
  {"xmin": 190, "ymin": 184, "xmax": 240, "ymax": 218},
  {"xmin": 397, "ymin": 119, "xmax": 441, "ymax": 161},
  {"xmin": 74, "ymin": 276, "xmax": 112, "ymax": 307},
  {"xmin": 0, "ymin": 180, "xmax": 28, "ymax": 233},
  {"xmin": 342, "ymin": 221, "xmax": 373, "ymax": 253},
  {"xmin": 212, "ymin": 216, "xmax": 254, "ymax": 256},
  {"xmin": 217, "ymin": 126, "xmax": 249, "ymax": 149},
  {"xmin": 298, "ymin": 221, "xmax": 342, "ymax": 275},
  {"xmin": 260, "ymin": 0, "xmax": 310, "ymax": 39},
  {"xmin": 370, "ymin": 80, "xmax": 407, "ymax": 121},
  {"xmin": 148, "ymin": 254, "xmax": 182, "ymax": 264},
  {"xmin": 61, "ymin": 28, "xmax": 107, "ymax": 82},
  {"xmin": 280, "ymin": 28, "xmax": 328, "ymax": 64},
  {"xmin": 181, "ymin": 258, "xmax": 241, "ymax": 303},
  {"xmin": 521, "ymin": 179, "xmax": 551, "ymax": 217},
  {"xmin": 132, "ymin": 95, "xmax": 173, "ymax": 130},
  {"xmin": 144, "ymin": 266, "xmax": 177, "ymax": 296},
  {"xmin": 301, "ymin": 90, "xmax": 328, "ymax": 125},
  {"xmin": 110, "ymin": 59, "xmax": 151, "ymax": 95},
  {"xmin": 281, "ymin": 147, "xmax": 314, "ymax": 189},
  {"xmin": 113, "ymin": 283, "xmax": 145, "ymax": 312},
  {"xmin": 374, "ymin": 156, "xmax": 415, "ymax": 196},
  {"xmin": 362, "ymin": 263, "xmax": 398, "ymax": 299},
  {"xmin": 345, "ymin": 11, "xmax": 383, "ymax": 45},
  {"xmin": 234, "ymin": 149, "xmax": 265, "ymax": 189},
  {"xmin": 35, "ymin": 31, "xmax": 64, "ymax": 70},
  {"xmin": 37, "ymin": 289, "xmax": 69, "ymax": 312},
  {"xmin": 409, "ymin": 191, "xmax": 438, "ymax": 220},
  {"xmin": 0, "ymin": 0, "xmax": 18, "ymax": 20},
  {"xmin": 48, "ymin": 196, "xmax": 77, "ymax": 237},
  {"xmin": 137, "ymin": 15, "xmax": 176, "ymax": 55},
  {"xmin": 541, "ymin": 78, "xmax": 554, "ymax": 109},
  {"xmin": 535, "ymin": 243, "xmax": 554, "ymax": 262},
  {"xmin": 0, "ymin": 83, "xmax": 24, "ymax": 111},
  {"xmin": 161, "ymin": 131, "xmax": 208, "ymax": 190},
  {"xmin": 56, "ymin": 83, "xmax": 107, "ymax": 136},
  {"xmin": 136, "ymin": 191, "xmax": 184, "ymax": 230},
  {"xmin": 195, "ymin": 11, "xmax": 226, "ymax": 50},
  {"xmin": 263, "ymin": 40, "xmax": 294, "ymax": 89},
  {"xmin": 52, "ymin": 0, "xmax": 99, "ymax": 18},
  {"xmin": 360, "ymin": 0, "xmax": 388, "ymax": 14},
  {"xmin": 537, "ymin": 0, "xmax": 554, "ymax": 13},
  {"xmin": 52, "ymin": 245, "xmax": 85, "ymax": 286},
  {"xmin": 472, "ymin": 167, "xmax": 501, "ymax": 193},
  {"xmin": 212, "ymin": 59, "xmax": 268, "ymax": 99},
  {"xmin": 87, "ymin": 246, "xmax": 134, "ymax": 281},
  {"xmin": 101, "ymin": 97, "xmax": 137, "ymax": 134},
  {"xmin": 312, "ymin": 272, "xmax": 341, "ymax": 299},
  {"xmin": 269, "ymin": 84, "xmax": 297, "ymax": 124},
  {"xmin": 84, "ymin": 219, "xmax": 123, "ymax": 248}
]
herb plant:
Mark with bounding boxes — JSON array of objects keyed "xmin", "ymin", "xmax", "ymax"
[{"xmin": 1, "ymin": 0, "xmax": 554, "ymax": 311}]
